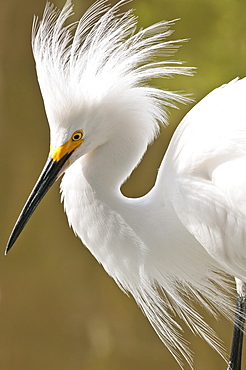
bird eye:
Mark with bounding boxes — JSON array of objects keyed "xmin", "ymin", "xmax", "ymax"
[{"xmin": 71, "ymin": 130, "xmax": 84, "ymax": 141}]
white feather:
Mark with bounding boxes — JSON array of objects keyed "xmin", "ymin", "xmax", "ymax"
[{"xmin": 30, "ymin": 1, "xmax": 243, "ymax": 368}]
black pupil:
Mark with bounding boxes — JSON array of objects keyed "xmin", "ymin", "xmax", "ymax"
[{"xmin": 73, "ymin": 134, "xmax": 80, "ymax": 140}]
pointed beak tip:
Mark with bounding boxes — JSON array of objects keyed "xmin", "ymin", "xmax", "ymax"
[{"xmin": 5, "ymin": 241, "xmax": 12, "ymax": 256}]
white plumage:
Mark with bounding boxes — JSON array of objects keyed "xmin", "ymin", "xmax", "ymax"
[{"xmin": 6, "ymin": 1, "xmax": 246, "ymax": 368}]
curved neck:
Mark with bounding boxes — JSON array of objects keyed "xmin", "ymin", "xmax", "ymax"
[{"xmin": 60, "ymin": 137, "xmax": 154, "ymax": 288}]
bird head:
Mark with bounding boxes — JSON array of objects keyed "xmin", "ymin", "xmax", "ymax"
[{"xmin": 6, "ymin": 0, "xmax": 192, "ymax": 254}]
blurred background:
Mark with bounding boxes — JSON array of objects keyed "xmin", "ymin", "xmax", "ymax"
[{"xmin": 1, "ymin": 0, "xmax": 246, "ymax": 369}]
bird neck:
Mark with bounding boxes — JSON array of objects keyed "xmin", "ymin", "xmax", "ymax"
[
  {"xmin": 60, "ymin": 121, "xmax": 156, "ymax": 282},
  {"xmin": 60, "ymin": 134, "xmax": 151, "ymax": 287}
]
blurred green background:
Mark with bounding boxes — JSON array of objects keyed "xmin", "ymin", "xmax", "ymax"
[{"xmin": 1, "ymin": 0, "xmax": 246, "ymax": 369}]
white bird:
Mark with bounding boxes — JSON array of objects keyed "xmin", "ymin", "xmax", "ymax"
[{"xmin": 6, "ymin": 0, "xmax": 246, "ymax": 369}]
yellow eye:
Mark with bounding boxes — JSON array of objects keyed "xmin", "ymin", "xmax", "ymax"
[{"xmin": 71, "ymin": 130, "xmax": 84, "ymax": 141}]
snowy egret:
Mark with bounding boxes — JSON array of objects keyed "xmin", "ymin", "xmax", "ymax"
[{"xmin": 5, "ymin": 0, "xmax": 246, "ymax": 368}]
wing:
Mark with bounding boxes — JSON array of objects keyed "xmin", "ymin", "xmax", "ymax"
[
  {"xmin": 173, "ymin": 168, "xmax": 246, "ymax": 280},
  {"xmin": 162, "ymin": 78, "xmax": 246, "ymax": 280}
]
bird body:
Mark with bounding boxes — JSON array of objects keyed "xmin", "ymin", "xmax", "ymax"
[
  {"xmin": 6, "ymin": 0, "xmax": 246, "ymax": 368},
  {"xmin": 61, "ymin": 76, "xmax": 246, "ymax": 364},
  {"xmin": 166, "ymin": 78, "xmax": 246, "ymax": 280}
]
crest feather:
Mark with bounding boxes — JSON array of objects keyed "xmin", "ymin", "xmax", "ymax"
[{"xmin": 32, "ymin": 0, "xmax": 193, "ymax": 128}]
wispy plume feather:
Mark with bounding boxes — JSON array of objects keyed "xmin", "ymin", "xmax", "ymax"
[
  {"xmin": 31, "ymin": 2, "xmax": 233, "ymax": 368},
  {"xmin": 32, "ymin": 0, "xmax": 193, "ymax": 129}
]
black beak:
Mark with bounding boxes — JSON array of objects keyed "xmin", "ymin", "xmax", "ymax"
[{"xmin": 5, "ymin": 152, "xmax": 72, "ymax": 254}]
